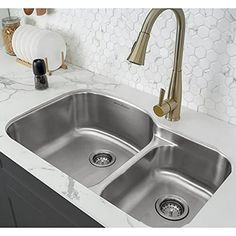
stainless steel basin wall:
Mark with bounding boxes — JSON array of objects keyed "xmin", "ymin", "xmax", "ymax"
[
  {"xmin": 7, "ymin": 95, "xmax": 75, "ymax": 152},
  {"xmin": 6, "ymin": 92, "xmax": 155, "ymax": 153},
  {"xmin": 156, "ymin": 128, "xmax": 232, "ymax": 192},
  {"xmin": 74, "ymin": 93, "xmax": 154, "ymax": 150},
  {"xmin": 102, "ymin": 145, "xmax": 231, "ymax": 200}
]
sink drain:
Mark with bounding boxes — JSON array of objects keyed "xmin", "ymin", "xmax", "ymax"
[
  {"xmin": 155, "ymin": 195, "xmax": 189, "ymax": 221},
  {"xmin": 89, "ymin": 150, "xmax": 116, "ymax": 168}
]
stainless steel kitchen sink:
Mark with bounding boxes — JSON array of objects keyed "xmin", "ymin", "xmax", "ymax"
[
  {"xmin": 6, "ymin": 91, "xmax": 231, "ymax": 227},
  {"xmin": 101, "ymin": 128, "xmax": 231, "ymax": 227},
  {"xmin": 6, "ymin": 91, "xmax": 155, "ymax": 187}
]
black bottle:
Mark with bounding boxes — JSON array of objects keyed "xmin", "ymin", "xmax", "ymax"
[{"xmin": 32, "ymin": 59, "xmax": 49, "ymax": 90}]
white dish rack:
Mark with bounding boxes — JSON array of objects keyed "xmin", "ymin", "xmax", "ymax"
[{"xmin": 12, "ymin": 24, "xmax": 67, "ymax": 75}]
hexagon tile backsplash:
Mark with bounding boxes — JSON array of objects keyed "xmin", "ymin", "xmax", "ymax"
[{"xmin": 10, "ymin": 8, "xmax": 236, "ymax": 125}]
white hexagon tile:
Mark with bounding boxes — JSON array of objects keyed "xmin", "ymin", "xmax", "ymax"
[{"xmin": 10, "ymin": 8, "xmax": 236, "ymax": 125}]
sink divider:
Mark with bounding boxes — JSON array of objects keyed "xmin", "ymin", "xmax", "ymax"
[{"xmin": 89, "ymin": 135, "xmax": 174, "ymax": 195}]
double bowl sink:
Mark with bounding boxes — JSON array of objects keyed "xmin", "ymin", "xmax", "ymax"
[{"xmin": 6, "ymin": 91, "xmax": 231, "ymax": 227}]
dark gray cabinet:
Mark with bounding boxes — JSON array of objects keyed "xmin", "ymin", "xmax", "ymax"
[
  {"xmin": 0, "ymin": 162, "xmax": 15, "ymax": 227},
  {"xmin": 0, "ymin": 152, "xmax": 102, "ymax": 227}
]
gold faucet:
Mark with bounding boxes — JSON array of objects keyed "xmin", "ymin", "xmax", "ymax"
[{"xmin": 127, "ymin": 9, "xmax": 185, "ymax": 121}]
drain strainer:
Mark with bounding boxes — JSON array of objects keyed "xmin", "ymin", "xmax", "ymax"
[
  {"xmin": 155, "ymin": 195, "xmax": 189, "ymax": 221},
  {"xmin": 89, "ymin": 150, "xmax": 116, "ymax": 167}
]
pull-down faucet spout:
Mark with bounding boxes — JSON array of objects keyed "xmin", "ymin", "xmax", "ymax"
[{"xmin": 127, "ymin": 8, "xmax": 185, "ymax": 121}]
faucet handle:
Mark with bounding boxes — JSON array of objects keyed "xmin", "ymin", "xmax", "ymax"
[{"xmin": 159, "ymin": 88, "xmax": 165, "ymax": 106}]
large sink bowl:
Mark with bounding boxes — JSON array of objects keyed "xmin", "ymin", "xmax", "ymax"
[
  {"xmin": 6, "ymin": 91, "xmax": 155, "ymax": 187},
  {"xmin": 101, "ymin": 129, "xmax": 231, "ymax": 227}
]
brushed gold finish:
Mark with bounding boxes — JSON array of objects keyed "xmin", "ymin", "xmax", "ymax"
[
  {"xmin": 127, "ymin": 32, "xmax": 150, "ymax": 65},
  {"xmin": 127, "ymin": 8, "xmax": 185, "ymax": 121},
  {"xmin": 153, "ymin": 99, "xmax": 177, "ymax": 117},
  {"xmin": 16, "ymin": 52, "xmax": 67, "ymax": 76},
  {"xmin": 44, "ymin": 57, "xmax": 52, "ymax": 76},
  {"xmin": 153, "ymin": 102, "xmax": 169, "ymax": 117},
  {"xmin": 16, "ymin": 58, "xmax": 32, "ymax": 68},
  {"xmin": 158, "ymin": 88, "xmax": 165, "ymax": 106},
  {"xmin": 61, "ymin": 51, "xmax": 68, "ymax": 69}
]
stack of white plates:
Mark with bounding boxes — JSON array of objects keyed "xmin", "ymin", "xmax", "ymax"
[{"xmin": 12, "ymin": 25, "xmax": 66, "ymax": 71}]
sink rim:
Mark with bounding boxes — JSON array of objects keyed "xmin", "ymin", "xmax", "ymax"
[{"xmin": 2, "ymin": 88, "xmax": 233, "ymax": 227}]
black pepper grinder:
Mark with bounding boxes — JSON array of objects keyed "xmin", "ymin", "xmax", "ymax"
[{"xmin": 33, "ymin": 59, "xmax": 49, "ymax": 90}]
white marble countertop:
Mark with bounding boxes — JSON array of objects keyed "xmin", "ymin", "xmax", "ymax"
[{"xmin": 0, "ymin": 49, "xmax": 235, "ymax": 227}]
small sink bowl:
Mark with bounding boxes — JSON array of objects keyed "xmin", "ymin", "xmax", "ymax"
[
  {"xmin": 6, "ymin": 91, "xmax": 155, "ymax": 187},
  {"xmin": 101, "ymin": 130, "xmax": 231, "ymax": 227}
]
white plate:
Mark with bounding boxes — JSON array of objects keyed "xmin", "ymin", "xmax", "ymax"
[
  {"xmin": 28, "ymin": 28, "xmax": 43, "ymax": 63},
  {"xmin": 12, "ymin": 25, "xmax": 23, "ymax": 56},
  {"xmin": 13, "ymin": 25, "xmax": 34, "ymax": 60},
  {"xmin": 19, "ymin": 26, "xmax": 34, "ymax": 61},
  {"xmin": 23, "ymin": 27, "xmax": 40, "ymax": 63},
  {"xmin": 30, "ymin": 29, "xmax": 49, "ymax": 63},
  {"xmin": 32, "ymin": 30, "xmax": 66, "ymax": 71}
]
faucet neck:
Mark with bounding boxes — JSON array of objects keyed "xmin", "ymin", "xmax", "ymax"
[{"xmin": 141, "ymin": 9, "xmax": 185, "ymax": 72}]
